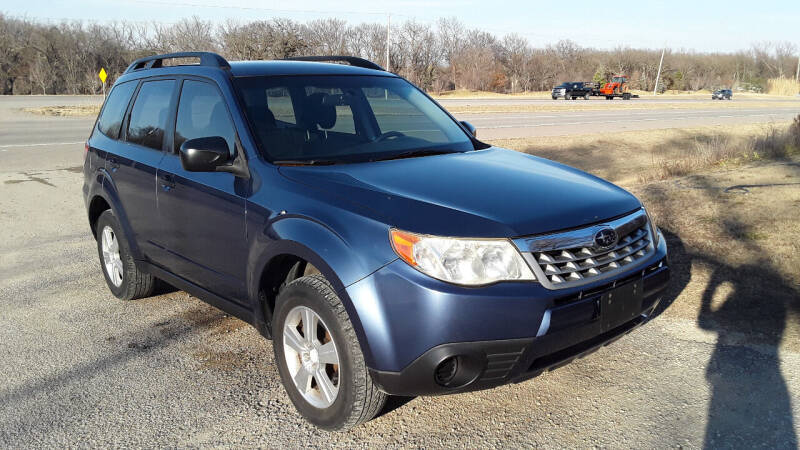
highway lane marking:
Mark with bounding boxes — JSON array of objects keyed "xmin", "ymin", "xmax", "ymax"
[
  {"xmin": 460, "ymin": 108, "xmax": 800, "ymax": 121},
  {"xmin": 476, "ymin": 113, "xmax": 795, "ymax": 129},
  {"xmin": 0, "ymin": 141, "xmax": 84, "ymax": 149}
]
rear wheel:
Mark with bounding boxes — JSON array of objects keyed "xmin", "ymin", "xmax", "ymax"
[
  {"xmin": 95, "ymin": 210, "xmax": 155, "ymax": 300},
  {"xmin": 273, "ymin": 274, "xmax": 387, "ymax": 430}
]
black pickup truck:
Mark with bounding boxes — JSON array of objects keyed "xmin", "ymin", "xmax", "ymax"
[{"xmin": 551, "ymin": 82, "xmax": 600, "ymax": 100}]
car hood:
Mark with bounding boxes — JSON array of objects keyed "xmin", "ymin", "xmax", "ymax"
[{"xmin": 278, "ymin": 147, "xmax": 642, "ymax": 238}]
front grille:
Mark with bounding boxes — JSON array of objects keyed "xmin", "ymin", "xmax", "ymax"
[
  {"xmin": 516, "ymin": 209, "xmax": 655, "ymax": 289},
  {"xmin": 536, "ymin": 226, "xmax": 650, "ymax": 284}
]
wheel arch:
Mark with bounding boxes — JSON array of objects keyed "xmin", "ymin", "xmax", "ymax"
[
  {"xmin": 248, "ymin": 216, "xmax": 388, "ymax": 356},
  {"xmin": 86, "ymin": 170, "xmax": 143, "ymax": 260}
]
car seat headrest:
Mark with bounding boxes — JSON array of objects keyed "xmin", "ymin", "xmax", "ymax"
[{"xmin": 301, "ymin": 92, "xmax": 336, "ymax": 130}]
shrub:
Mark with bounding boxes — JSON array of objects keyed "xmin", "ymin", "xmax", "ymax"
[
  {"xmin": 645, "ymin": 115, "xmax": 800, "ymax": 182},
  {"xmin": 766, "ymin": 78, "xmax": 800, "ymax": 96}
]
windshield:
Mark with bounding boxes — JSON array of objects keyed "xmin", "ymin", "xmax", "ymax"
[{"xmin": 234, "ymin": 75, "xmax": 476, "ymax": 163}]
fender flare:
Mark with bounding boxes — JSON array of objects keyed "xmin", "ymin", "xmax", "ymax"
[
  {"xmin": 87, "ymin": 168, "xmax": 144, "ymax": 260},
  {"xmin": 247, "ymin": 215, "xmax": 387, "ymax": 361}
]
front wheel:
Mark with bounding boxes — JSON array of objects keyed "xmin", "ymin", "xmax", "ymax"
[
  {"xmin": 95, "ymin": 210, "xmax": 155, "ymax": 300},
  {"xmin": 273, "ymin": 274, "xmax": 387, "ymax": 430}
]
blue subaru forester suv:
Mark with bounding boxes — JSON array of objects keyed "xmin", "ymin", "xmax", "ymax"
[{"xmin": 83, "ymin": 52, "xmax": 669, "ymax": 430}]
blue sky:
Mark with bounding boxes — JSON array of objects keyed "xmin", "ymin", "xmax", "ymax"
[{"xmin": 4, "ymin": 0, "xmax": 799, "ymax": 52}]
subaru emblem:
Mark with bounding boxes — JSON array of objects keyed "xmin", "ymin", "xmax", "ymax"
[{"xmin": 593, "ymin": 228, "xmax": 618, "ymax": 249}]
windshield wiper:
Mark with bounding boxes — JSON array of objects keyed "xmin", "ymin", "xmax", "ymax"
[
  {"xmin": 370, "ymin": 149, "xmax": 462, "ymax": 162},
  {"xmin": 273, "ymin": 159, "xmax": 340, "ymax": 166}
]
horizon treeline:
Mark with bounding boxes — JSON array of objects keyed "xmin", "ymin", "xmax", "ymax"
[{"xmin": 1, "ymin": 14, "xmax": 797, "ymax": 95}]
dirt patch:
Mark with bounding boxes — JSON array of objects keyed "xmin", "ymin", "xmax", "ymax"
[
  {"xmin": 177, "ymin": 300, "xmax": 248, "ymax": 336},
  {"xmin": 193, "ymin": 349, "xmax": 253, "ymax": 371},
  {"xmin": 23, "ymin": 104, "xmax": 101, "ymax": 117},
  {"xmin": 4, "ymin": 172, "xmax": 55, "ymax": 187},
  {"xmin": 630, "ymin": 161, "xmax": 800, "ymax": 352}
]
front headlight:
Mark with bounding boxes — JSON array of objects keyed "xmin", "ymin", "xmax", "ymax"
[
  {"xmin": 644, "ymin": 207, "xmax": 660, "ymax": 247},
  {"xmin": 390, "ymin": 229, "xmax": 536, "ymax": 286}
]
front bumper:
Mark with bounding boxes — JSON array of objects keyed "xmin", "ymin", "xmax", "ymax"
[{"xmin": 345, "ymin": 232, "xmax": 670, "ymax": 396}]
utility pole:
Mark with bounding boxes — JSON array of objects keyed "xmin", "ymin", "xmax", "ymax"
[
  {"xmin": 385, "ymin": 15, "xmax": 391, "ymax": 72},
  {"xmin": 796, "ymin": 55, "xmax": 799, "ymax": 83},
  {"xmin": 653, "ymin": 46, "xmax": 665, "ymax": 96}
]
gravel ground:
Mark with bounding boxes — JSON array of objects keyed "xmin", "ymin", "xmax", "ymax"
[{"xmin": 1, "ymin": 101, "xmax": 798, "ymax": 448}]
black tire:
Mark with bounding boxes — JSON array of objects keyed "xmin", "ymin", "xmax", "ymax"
[
  {"xmin": 273, "ymin": 274, "xmax": 387, "ymax": 430},
  {"xmin": 552, "ymin": 96, "xmax": 558, "ymax": 100},
  {"xmin": 95, "ymin": 209, "xmax": 155, "ymax": 300}
]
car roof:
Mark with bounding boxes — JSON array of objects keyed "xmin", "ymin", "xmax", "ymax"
[{"xmin": 228, "ymin": 60, "xmax": 395, "ymax": 78}]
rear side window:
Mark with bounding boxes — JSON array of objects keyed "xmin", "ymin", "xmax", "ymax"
[
  {"xmin": 126, "ymin": 80, "xmax": 176, "ymax": 151},
  {"xmin": 174, "ymin": 80, "xmax": 236, "ymax": 154},
  {"xmin": 97, "ymin": 81, "xmax": 136, "ymax": 139}
]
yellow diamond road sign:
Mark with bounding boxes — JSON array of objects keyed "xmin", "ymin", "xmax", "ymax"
[{"xmin": 98, "ymin": 68, "xmax": 107, "ymax": 84}]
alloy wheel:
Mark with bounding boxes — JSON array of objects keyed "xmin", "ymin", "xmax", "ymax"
[
  {"xmin": 283, "ymin": 306, "xmax": 340, "ymax": 408},
  {"xmin": 101, "ymin": 225, "xmax": 123, "ymax": 287}
]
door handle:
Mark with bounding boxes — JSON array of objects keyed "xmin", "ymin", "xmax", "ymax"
[{"xmin": 159, "ymin": 174, "xmax": 175, "ymax": 191}]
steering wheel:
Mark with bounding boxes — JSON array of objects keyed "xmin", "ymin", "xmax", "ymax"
[{"xmin": 375, "ymin": 131, "xmax": 406, "ymax": 142}]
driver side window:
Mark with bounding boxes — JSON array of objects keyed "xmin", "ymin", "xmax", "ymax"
[{"xmin": 174, "ymin": 80, "xmax": 237, "ymax": 155}]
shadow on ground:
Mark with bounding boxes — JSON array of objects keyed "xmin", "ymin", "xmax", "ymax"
[{"xmin": 647, "ymin": 166, "xmax": 799, "ymax": 447}]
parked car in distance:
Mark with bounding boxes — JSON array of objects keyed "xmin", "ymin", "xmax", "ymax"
[
  {"xmin": 551, "ymin": 81, "xmax": 598, "ymax": 100},
  {"xmin": 84, "ymin": 52, "xmax": 670, "ymax": 431},
  {"xmin": 712, "ymin": 89, "xmax": 732, "ymax": 100}
]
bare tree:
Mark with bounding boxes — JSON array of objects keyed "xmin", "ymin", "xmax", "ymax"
[
  {"xmin": 437, "ymin": 17, "xmax": 465, "ymax": 90},
  {"xmin": 501, "ymin": 33, "xmax": 530, "ymax": 92},
  {"xmin": 28, "ymin": 54, "xmax": 53, "ymax": 94},
  {"xmin": 0, "ymin": 14, "xmax": 795, "ymax": 95}
]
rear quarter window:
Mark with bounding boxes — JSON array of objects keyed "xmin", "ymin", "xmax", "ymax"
[{"xmin": 97, "ymin": 81, "xmax": 137, "ymax": 139}]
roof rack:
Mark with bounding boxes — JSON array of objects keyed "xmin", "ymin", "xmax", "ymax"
[
  {"xmin": 283, "ymin": 56, "xmax": 385, "ymax": 71},
  {"xmin": 124, "ymin": 52, "xmax": 231, "ymax": 74}
]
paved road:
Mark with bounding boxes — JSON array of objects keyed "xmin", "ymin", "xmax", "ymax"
[
  {"xmin": 453, "ymin": 106, "xmax": 800, "ymax": 139},
  {"xmin": 435, "ymin": 96, "xmax": 800, "ymax": 139},
  {"xmin": 2, "ymin": 95, "xmax": 799, "ymax": 145},
  {"xmin": 437, "ymin": 95, "xmax": 800, "ymax": 105}
]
